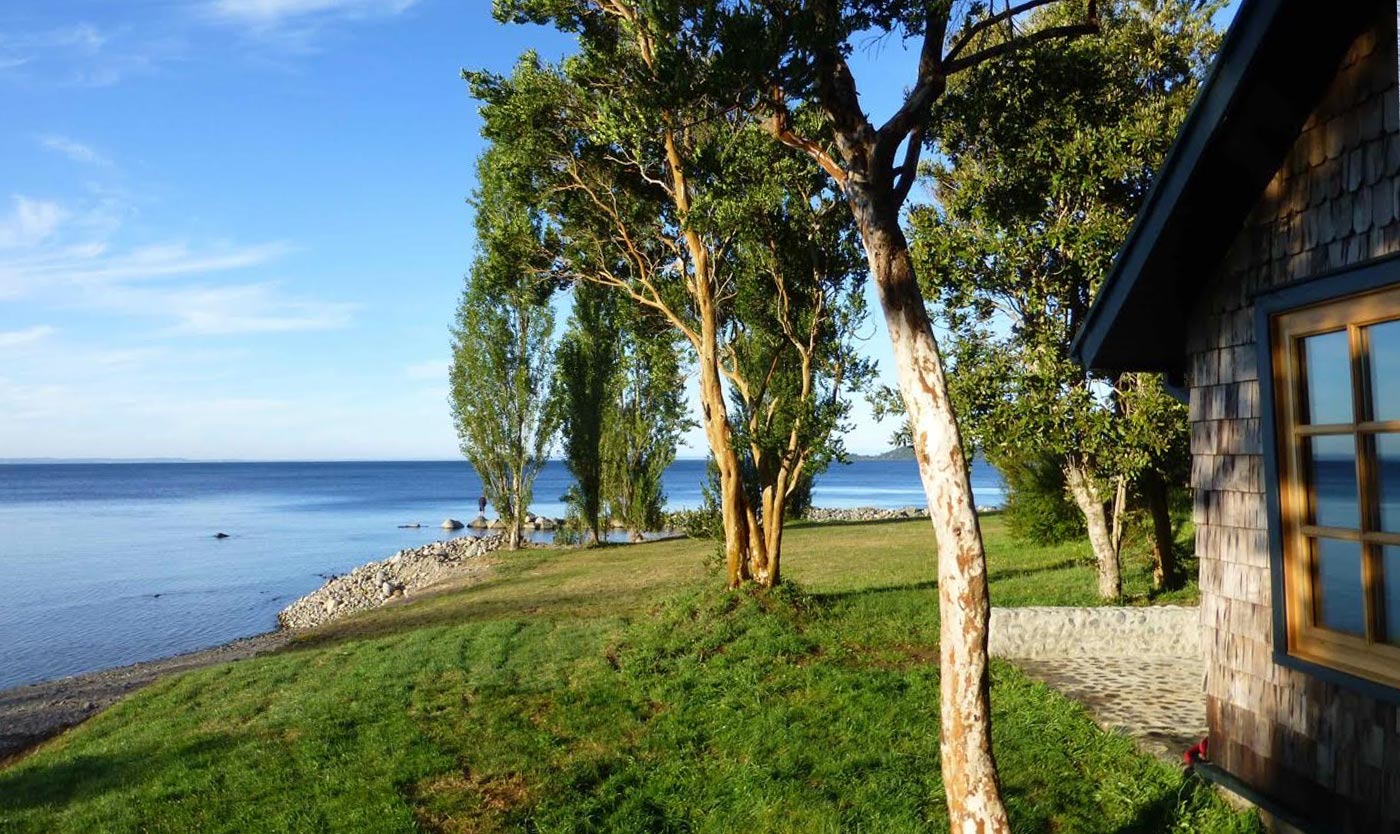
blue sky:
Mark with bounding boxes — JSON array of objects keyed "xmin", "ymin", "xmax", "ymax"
[{"xmin": 0, "ymin": 1, "xmax": 1237, "ymax": 461}]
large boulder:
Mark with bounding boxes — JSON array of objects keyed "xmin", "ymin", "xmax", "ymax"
[
  {"xmin": 440, "ymin": 518, "xmax": 465, "ymax": 530},
  {"xmin": 467, "ymin": 514, "xmax": 489, "ymax": 529}
]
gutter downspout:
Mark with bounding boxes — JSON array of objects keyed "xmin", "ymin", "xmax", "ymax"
[{"xmin": 1186, "ymin": 745, "xmax": 1338, "ymax": 834}]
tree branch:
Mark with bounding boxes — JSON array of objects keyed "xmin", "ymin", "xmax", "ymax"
[
  {"xmin": 761, "ymin": 90, "xmax": 847, "ymax": 187},
  {"xmin": 945, "ymin": 18, "xmax": 1099, "ymax": 76},
  {"xmin": 944, "ymin": 0, "xmax": 1063, "ymax": 65}
]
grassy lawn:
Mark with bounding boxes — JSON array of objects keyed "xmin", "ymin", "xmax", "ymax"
[{"xmin": 0, "ymin": 516, "xmax": 1249, "ymax": 833}]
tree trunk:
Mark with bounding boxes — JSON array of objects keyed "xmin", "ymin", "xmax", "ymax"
[
  {"xmin": 854, "ymin": 203, "xmax": 1010, "ymax": 834},
  {"xmin": 697, "ymin": 331, "xmax": 758, "ymax": 589},
  {"xmin": 1143, "ymin": 473, "xmax": 1178, "ymax": 590},
  {"xmin": 506, "ymin": 522, "xmax": 521, "ymax": 552},
  {"xmin": 1064, "ymin": 459, "xmax": 1121, "ymax": 600}
]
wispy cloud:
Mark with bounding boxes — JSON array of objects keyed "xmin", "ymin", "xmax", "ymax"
[
  {"xmin": 0, "ymin": 23, "xmax": 183, "ymax": 87},
  {"xmin": 0, "ymin": 325, "xmax": 55, "ymax": 348},
  {"xmin": 156, "ymin": 283, "xmax": 357, "ymax": 335},
  {"xmin": 0, "ymin": 197, "xmax": 68, "ymax": 250},
  {"xmin": 38, "ymin": 135, "xmax": 112, "ymax": 167},
  {"xmin": 207, "ymin": 0, "xmax": 418, "ymax": 25},
  {"xmin": 0, "ymin": 194, "xmax": 354, "ymax": 335}
]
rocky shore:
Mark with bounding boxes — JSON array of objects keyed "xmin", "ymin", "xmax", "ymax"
[
  {"xmin": 277, "ymin": 534, "xmax": 503, "ymax": 630},
  {"xmin": 805, "ymin": 505, "xmax": 929, "ymax": 522},
  {"xmin": 0, "ymin": 631, "xmax": 289, "ymax": 762}
]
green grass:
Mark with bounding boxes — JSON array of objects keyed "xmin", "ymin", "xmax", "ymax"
[{"xmin": 0, "ymin": 516, "xmax": 1249, "ymax": 833}]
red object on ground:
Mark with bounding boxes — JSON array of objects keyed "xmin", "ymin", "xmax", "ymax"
[{"xmin": 1184, "ymin": 737, "xmax": 1209, "ymax": 765}]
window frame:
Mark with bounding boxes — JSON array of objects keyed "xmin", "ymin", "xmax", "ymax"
[{"xmin": 1258, "ymin": 254, "xmax": 1400, "ymax": 700}]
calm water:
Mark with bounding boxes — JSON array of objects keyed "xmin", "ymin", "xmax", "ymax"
[{"xmin": 0, "ymin": 458, "xmax": 1004, "ymax": 689}]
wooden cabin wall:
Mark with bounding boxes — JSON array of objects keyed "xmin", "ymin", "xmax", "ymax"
[{"xmin": 1187, "ymin": 9, "xmax": 1400, "ymax": 830}]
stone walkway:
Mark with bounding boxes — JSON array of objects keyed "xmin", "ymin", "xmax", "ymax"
[
  {"xmin": 1012, "ymin": 656, "xmax": 1207, "ymax": 762},
  {"xmin": 990, "ymin": 606, "xmax": 1207, "ymax": 763}
]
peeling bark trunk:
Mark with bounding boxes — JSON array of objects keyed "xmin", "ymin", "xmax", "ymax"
[
  {"xmin": 1064, "ymin": 460, "xmax": 1121, "ymax": 600},
  {"xmin": 854, "ymin": 203, "xmax": 1010, "ymax": 834},
  {"xmin": 506, "ymin": 522, "xmax": 522, "ymax": 552},
  {"xmin": 696, "ymin": 312, "xmax": 760, "ymax": 589},
  {"xmin": 1144, "ymin": 473, "xmax": 1178, "ymax": 590}
]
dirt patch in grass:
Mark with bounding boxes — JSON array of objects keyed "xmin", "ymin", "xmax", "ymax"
[{"xmin": 409, "ymin": 769, "xmax": 534, "ymax": 834}]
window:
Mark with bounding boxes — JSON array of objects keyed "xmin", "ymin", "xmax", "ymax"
[{"xmin": 1273, "ymin": 286, "xmax": 1400, "ymax": 687}]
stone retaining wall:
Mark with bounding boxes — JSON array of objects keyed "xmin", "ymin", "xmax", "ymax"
[{"xmin": 989, "ymin": 605, "xmax": 1201, "ymax": 660}]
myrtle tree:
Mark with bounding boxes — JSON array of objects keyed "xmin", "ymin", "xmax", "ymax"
[
  {"xmin": 555, "ymin": 282, "xmax": 619, "ymax": 545},
  {"xmin": 466, "ymin": 39, "xmax": 867, "ymax": 588},
  {"xmin": 711, "ymin": 1, "xmax": 1101, "ymax": 829},
  {"xmin": 913, "ymin": 0, "xmax": 1218, "ymax": 596},
  {"xmin": 450, "ymin": 149, "xmax": 559, "ymax": 551},
  {"xmin": 722, "ymin": 128, "xmax": 874, "ymax": 572}
]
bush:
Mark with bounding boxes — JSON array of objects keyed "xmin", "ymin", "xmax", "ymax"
[{"xmin": 995, "ymin": 452, "xmax": 1085, "ymax": 545}]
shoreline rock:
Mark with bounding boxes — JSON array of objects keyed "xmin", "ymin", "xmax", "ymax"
[
  {"xmin": 277, "ymin": 535, "xmax": 503, "ymax": 630},
  {"xmin": 804, "ymin": 506, "xmax": 929, "ymax": 522}
]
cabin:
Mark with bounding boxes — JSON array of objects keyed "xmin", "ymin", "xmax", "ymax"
[{"xmin": 1073, "ymin": 0, "xmax": 1400, "ymax": 830}]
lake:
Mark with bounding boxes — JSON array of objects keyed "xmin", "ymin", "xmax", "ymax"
[{"xmin": 0, "ymin": 458, "xmax": 1004, "ymax": 689}]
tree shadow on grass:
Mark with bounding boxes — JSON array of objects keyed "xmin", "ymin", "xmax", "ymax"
[
  {"xmin": 283, "ymin": 582, "xmax": 667, "ymax": 653},
  {"xmin": 808, "ymin": 579, "xmax": 940, "ymax": 604},
  {"xmin": 0, "ymin": 733, "xmax": 236, "ymax": 815},
  {"xmin": 1109, "ymin": 773, "xmax": 1233, "ymax": 834}
]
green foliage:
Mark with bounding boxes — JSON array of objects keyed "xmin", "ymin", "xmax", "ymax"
[
  {"xmin": 555, "ymin": 283, "xmax": 619, "ymax": 544},
  {"xmin": 995, "ymin": 452, "xmax": 1086, "ymax": 546},
  {"xmin": 450, "ymin": 148, "xmax": 560, "ymax": 548},
  {"xmin": 719, "ymin": 122, "xmax": 876, "ymax": 523},
  {"xmin": 601, "ymin": 309, "xmax": 692, "ymax": 539},
  {"xmin": 911, "ymin": 0, "xmax": 1219, "ymax": 501}
]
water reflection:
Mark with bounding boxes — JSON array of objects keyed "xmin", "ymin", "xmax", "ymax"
[
  {"xmin": 1368, "ymin": 320, "xmax": 1400, "ymax": 421},
  {"xmin": 1385, "ymin": 547, "xmax": 1400, "ymax": 644},
  {"xmin": 1303, "ymin": 329, "xmax": 1352, "ymax": 424},
  {"xmin": 1315, "ymin": 537, "xmax": 1365, "ymax": 635},
  {"xmin": 1309, "ymin": 435, "xmax": 1358, "ymax": 528}
]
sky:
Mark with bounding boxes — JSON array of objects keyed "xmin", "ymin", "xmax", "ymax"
[{"xmin": 0, "ymin": 1, "xmax": 1239, "ymax": 461}]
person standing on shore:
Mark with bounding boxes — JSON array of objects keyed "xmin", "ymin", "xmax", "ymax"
[{"xmin": 477, "ymin": 495, "xmax": 487, "ymax": 516}]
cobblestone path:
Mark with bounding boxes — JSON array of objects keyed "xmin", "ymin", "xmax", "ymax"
[
  {"xmin": 991, "ymin": 606, "xmax": 1206, "ymax": 764},
  {"xmin": 1012, "ymin": 656, "xmax": 1207, "ymax": 763}
]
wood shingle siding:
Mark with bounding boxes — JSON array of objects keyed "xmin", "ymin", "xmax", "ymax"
[{"xmin": 1189, "ymin": 10, "xmax": 1400, "ymax": 829}]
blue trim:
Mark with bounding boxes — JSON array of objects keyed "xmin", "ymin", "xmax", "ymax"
[
  {"xmin": 1072, "ymin": 0, "xmax": 1281, "ymax": 369},
  {"xmin": 1252, "ymin": 254, "xmax": 1400, "ymax": 705}
]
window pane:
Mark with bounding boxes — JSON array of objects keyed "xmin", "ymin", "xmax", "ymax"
[
  {"xmin": 1315, "ymin": 537, "xmax": 1366, "ymax": 636},
  {"xmin": 1378, "ymin": 434, "xmax": 1400, "ymax": 532},
  {"xmin": 1307, "ymin": 434, "xmax": 1359, "ymax": 529},
  {"xmin": 1302, "ymin": 330, "xmax": 1352, "ymax": 424},
  {"xmin": 1384, "ymin": 547, "xmax": 1400, "ymax": 644},
  {"xmin": 1369, "ymin": 320, "xmax": 1400, "ymax": 421}
]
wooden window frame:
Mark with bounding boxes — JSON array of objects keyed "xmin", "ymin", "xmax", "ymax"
[{"xmin": 1258, "ymin": 255, "xmax": 1400, "ymax": 700}]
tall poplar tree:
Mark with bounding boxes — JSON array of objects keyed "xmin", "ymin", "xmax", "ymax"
[
  {"xmin": 555, "ymin": 282, "xmax": 619, "ymax": 545},
  {"xmin": 450, "ymin": 149, "xmax": 559, "ymax": 551},
  {"xmin": 602, "ymin": 309, "xmax": 691, "ymax": 542}
]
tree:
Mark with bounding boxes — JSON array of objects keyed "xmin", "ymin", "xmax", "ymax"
[
  {"xmin": 912, "ymin": 0, "xmax": 1218, "ymax": 596},
  {"xmin": 719, "ymin": 125, "xmax": 874, "ymax": 578},
  {"xmin": 555, "ymin": 282, "xmax": 619, "ymax": 545},
  {"xmin": 450, "ymin": 149, "xmax": 560, "ymax": 551},
  {"xmin": 602, "ymin": 309, "xmax": 691, "ymax": 542},
  {"xmin": 467, "ymin": 37, "xmax": 867, "ymax": 588},
  {"xmin": 706, "ymin": 2, "xmax": 1100, "ymax": 829}
]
